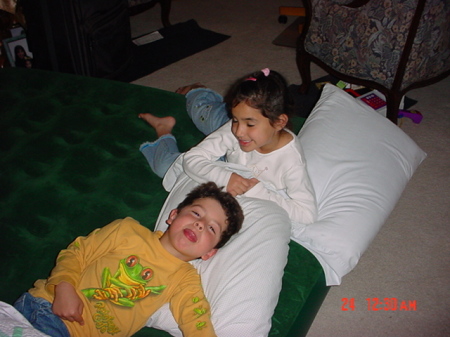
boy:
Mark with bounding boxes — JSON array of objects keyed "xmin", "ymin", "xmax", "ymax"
[{"xmin": 14, "ymin": 182, "xmax": 243, "ymax": 337}]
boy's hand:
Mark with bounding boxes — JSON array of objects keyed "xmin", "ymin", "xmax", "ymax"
[
  {"xmin": 52, "ymin": 281, "xmax": 85, "ymax": 326},
  {"xmin": 227, "ymin": 173, "xmax": 259, "ymax": 196}
]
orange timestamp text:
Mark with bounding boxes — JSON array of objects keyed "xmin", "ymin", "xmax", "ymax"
[{"xmin": 341, "ymin": 298, "xmax": 417, "ymax": 311}]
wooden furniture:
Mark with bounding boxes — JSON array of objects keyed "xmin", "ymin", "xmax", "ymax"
[{"xmin": 128, "ymin": 0, "xmax": 172, "ymax": 27}]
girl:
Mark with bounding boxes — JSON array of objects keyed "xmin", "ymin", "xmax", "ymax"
[
  {"xmin": 14, "ymin": 45, "xmax": 28, "ymax": 68},
  {"xmin": 139, "ymin": 68, "xmax": 317, "ymax": 224}
]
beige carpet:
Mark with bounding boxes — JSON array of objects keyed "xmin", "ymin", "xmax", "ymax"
[{"xmin": 130, "ymin": 1, "xmax": 450, "ymax": 336}]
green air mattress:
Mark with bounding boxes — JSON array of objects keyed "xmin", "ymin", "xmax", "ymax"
[{"xmin": 0, "ymin": 68, "xmax": 328, "ymax": 336}]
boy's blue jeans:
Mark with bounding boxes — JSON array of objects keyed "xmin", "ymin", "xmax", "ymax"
[
  {"xmin": 140, "ymin": 88, "xmax": 229, "ymax": 178},
  {"xmin": 14, "ymin": 292, "xmax": 71, "ymax": 337}
]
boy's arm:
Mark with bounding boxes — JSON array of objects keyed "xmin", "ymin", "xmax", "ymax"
[
  {"xmin": 170, "ymin": 270, "xmax": 217, "ymax": 337},
  {"xmin": 43, "ymin": 218, "xmax": 143, "ymax": 325},
  {"xmin": 52, "ymin": 281, "xmax": 85, "ymax": 326},
  {"xmin": 45, "ymin": 218, "xmax": 138, "ymax": 294}
]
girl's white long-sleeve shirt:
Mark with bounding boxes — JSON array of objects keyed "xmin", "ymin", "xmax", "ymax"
[{"xmin": 180, "ymin": 120, "xmax": 317, "ymax": 224}]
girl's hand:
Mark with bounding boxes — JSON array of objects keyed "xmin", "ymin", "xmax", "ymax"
[
  {"xmin": 52, "ymin": 281, "xmax": 85, "ymax": 326},
  {"xmin": 227, "ymin": 173, "xmax": 259, "ymax": 196}
]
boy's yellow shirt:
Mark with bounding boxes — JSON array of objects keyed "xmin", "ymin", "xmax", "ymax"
[{"xmin": 29, "ymin": 217, "xmax": 216, "ymax": 337}]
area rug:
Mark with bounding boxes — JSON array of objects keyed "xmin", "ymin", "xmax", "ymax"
[{"xmin": 115, "ymin": 19, "xmax": 230, "ymax": 82}]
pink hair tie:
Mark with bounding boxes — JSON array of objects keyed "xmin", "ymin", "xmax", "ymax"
[
  {"xmin": 261, "ymin": 68, "xmax": 270, "ymax": 76},
  {"xmin": 245, "ymin": 68, "xmax": 269, "ymax": 81}
]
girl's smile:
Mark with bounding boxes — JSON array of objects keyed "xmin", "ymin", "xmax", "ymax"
[{"xmin": 238, "ymin": 139, "xmax": 252, "ymax": 148}]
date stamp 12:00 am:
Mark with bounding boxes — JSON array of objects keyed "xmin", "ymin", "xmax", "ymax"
[{"xmin": 342, "ymin": 298, "xmax": 417, "ymax": 311}]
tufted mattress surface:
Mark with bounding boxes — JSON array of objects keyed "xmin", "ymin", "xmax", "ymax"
[{"xmin": 0, "ymin": 68, "xmax": 326, "ymax": 337}]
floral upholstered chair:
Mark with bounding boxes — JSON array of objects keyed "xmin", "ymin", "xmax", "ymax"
[{"xmin": 297, "ymin": 0, "xmax": 450, "ymax": 124}]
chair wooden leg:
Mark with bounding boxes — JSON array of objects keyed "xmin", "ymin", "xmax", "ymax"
[
  {"xmin": 385, "ymin": 92, "xmax": 402, "ymax": 125},
  {"xmin": 159, "ymin": 0, "xmax": 171, "ymax": 27},
  {"xmin": 129, "ymin": 0, "xmax": 172, "ymax": 27},
  {"xmin": 296, "ymin": 52, "xmax": 312, "ymax": 94}
]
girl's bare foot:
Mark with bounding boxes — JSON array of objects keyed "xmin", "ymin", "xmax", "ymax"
[
  {"xmin": 175, "ymin": 83, "xmax": 206, "ymax": 95},
  {"xmin": 138, "ymin": 113, "xmax": 176, "ymax": 138}
]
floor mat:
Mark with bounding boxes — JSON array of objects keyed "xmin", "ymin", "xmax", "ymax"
[{"xmin": 115, "ymin": 19, "xmax": 230, "ymax": 82}]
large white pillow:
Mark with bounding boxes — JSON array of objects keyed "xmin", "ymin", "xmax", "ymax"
[
  {"xmin": 292, "ymin": 83, "xmax": 427, "ymax": 285},
  {"xmin": 146, "ymin": 83, "xmax": 426, "ymax": 335},
  {"xmin": 147, "ymin": 172, "xmax": 291, "ymax": 337}
]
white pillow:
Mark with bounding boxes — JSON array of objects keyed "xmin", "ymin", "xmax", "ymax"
[
  {"xmin": 148, "ymin": 172, "xmax": 291, "ymax": 337},
  {"xmin": 291, "ymin": 83, "xmax": 427, "ymax": 285}
]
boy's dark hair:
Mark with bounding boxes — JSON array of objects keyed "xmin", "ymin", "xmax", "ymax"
[
  {"xmin": 176, "ymin": 182, "xmax": 243, "ymax": 249},
  {"xmin": 224, "ymin": 69, "xmax": 293, "ymax": 127}
]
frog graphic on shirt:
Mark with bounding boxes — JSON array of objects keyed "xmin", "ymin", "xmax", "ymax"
[{"xmin": 82, "ymin": 255, "xmax": 166, "ymax": 307}]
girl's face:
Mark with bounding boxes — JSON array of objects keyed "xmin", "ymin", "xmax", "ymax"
[
  {"xmin": 231, "ymin": 102, "xmax": 284, "ymax": 154},
  {"xmin": 16, "ymin": 48, "xmax": 25, "ymax": 59}
]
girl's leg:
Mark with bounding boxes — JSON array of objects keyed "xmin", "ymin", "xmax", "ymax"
[
  {"xmin": 185, "ymin": 88, "xmax": 230, "ymax": 136},
  {"xmin": 138, "ymin": 113, "xmax": 179, "ymax": 178},
  {"xmin": 140, "ymin": 135, "xmax": 180, "ymax": 178}
]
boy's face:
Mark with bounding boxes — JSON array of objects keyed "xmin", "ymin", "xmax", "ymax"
[{"xmin": 160, "ymin": 197, "xmax": 228, "ymax": 262}]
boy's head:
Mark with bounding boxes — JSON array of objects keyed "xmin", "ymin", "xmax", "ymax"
[{"xmin": 160, "ymin": 182, "xmax": 243, "ymax": 262}]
